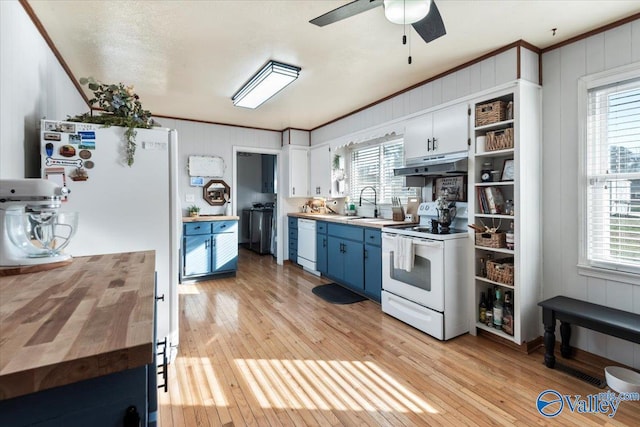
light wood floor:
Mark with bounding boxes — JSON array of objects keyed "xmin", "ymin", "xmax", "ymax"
[{"xmin": 159, "ymin": 249, "xmax": 640, "ymax": 426}]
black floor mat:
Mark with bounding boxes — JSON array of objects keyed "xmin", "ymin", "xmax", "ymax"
[{"xmin": 312, "ymin": 283, "xmax": 366, "ymax": 304}]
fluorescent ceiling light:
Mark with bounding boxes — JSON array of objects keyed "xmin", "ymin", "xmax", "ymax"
[
  {"xmin": 384, "ymin": 0, "xmax": 431, "ymax": 25},
  {"xmin": 232, "ymin": 61, "xmax": 301, "ymax": 109}
]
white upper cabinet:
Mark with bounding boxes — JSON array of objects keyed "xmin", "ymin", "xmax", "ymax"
[
  {"xmin": 309, "ymin": 145, "xmax": 331, "ymax": 197},
  {"xmin": 404, "ymin": 102, "xmax": 469, "ymax": 164},
  {"xmin": 283, "ymin": 145, "xmax": 309, "ymax": 198},
  {"xmin": 403, "ymin": 113, "xmax": 433, "ymax": 161}
]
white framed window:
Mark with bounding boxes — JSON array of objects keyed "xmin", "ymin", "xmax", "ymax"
[
  {"xmin": 580, "ymin": 68, "xmax": 640, "ymax": 278},
  {"xmin": 349, "ymin": 138, "xmax": 415, "ymax": 204}
]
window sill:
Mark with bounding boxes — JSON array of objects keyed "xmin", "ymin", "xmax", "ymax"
[{"xmin": 577, "ymin": 264, "xmax": 640, "ymax": 286}]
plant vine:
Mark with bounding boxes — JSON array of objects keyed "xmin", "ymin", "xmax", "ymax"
[{"xmin": 67, "ymin": 77, "xmax": 154, "ymax": 166}]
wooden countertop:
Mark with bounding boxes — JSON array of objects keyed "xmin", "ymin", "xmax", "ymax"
[
  {"xmin": 183, "ymin": 215, "xmax": 240, "ymax": 223},
  {"xmin": 0, "ymin": 251, "xmax": 156, "ymax": 400},
  {"xmin": 288, "ymin": 212, "xmax": 411, "ymax": 229}
]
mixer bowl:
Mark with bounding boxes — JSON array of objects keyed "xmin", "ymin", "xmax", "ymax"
[{"xmin": 5, "ymin": 211, "xmax": 78, "ymax": 257}]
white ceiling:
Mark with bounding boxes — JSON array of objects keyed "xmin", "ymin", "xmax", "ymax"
[{"xmin": 27, "ymin": 1, "xmax": 640, "ymax": 131}]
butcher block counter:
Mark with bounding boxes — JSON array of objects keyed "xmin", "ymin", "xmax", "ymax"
[
  {"xmin": 182, "ymin": 214, "xmax": 239, "ymax": 222},
  {"xmin": 287, "ymin": 212, "xmax": 409, "ymax": 229},
  {"xmin": 0, "ymin": 250, "xmax": 156, "ymax": 401}
]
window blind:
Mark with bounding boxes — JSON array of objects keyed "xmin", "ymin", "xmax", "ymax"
[
  {"xmin": 349, "ymin": 139, "xmax": 414, "ymax": 204},
  {"xmin": 586, "ymin": 78, "xmax": 640, "ymax": 273}
]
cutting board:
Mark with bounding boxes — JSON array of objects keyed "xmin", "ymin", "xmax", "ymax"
[{"xmin": 405, "ymin": 197, "xmax": 421, "ymax": 223}]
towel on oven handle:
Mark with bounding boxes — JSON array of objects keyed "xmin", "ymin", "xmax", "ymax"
[{"xmin": 393, "ymin": 236, "xmax": 415, "ymax": 272}]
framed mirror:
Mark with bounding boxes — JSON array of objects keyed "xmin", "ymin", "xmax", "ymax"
[{"xmin": 203, "ymin": 179, "xmax": 230, "ymax": 206}]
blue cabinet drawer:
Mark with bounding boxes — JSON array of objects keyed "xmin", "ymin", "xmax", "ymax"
[
  {"xmin": 288, "ymin": 217, "xmax": 298, "ymax": 229},
  {"xmin": 316, "ymin": 221, "xmax": 328, "ymax": 234},
  {"xmin": 328, "ymin": 223, "xmax": 363, "ymax": 242},
  {"xmin": 289, "ymin": 229, "xmax": 298, "ymax": 240},
  {"xmin": 184, "ymin": 222, "xmax": 212, "ymax": 235},
  {"xmin": 364, "ymin": 229, "xmax": 381, "ymax": 246},
  {"xmin": 212, "ymin": 220, "xmax": 237, "ymax": 234},
  {"xmin": 289, "ymin": 237, "xmax": 297, "ymax": 249}
]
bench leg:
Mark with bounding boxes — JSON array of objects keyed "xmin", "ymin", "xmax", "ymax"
[
  {"xmin": 543, "ymin": 324, "xmax": 556, "ymax": 368},
  {"xmin": 560, "ymin": 322, "xmax": 571, "ymax": 358},
  {"xmin": 541, "ymin": 307, "xmax": 556, "ymax": 368}
]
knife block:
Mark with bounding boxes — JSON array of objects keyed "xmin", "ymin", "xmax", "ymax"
[{"xmin": 392, "ymin": 207, "xmax": 405, "ymax": 221}]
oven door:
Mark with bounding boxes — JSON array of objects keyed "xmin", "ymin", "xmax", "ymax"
[{"xmin": 382, "ymin": 233, "xmax": 444, "ymax": 312}]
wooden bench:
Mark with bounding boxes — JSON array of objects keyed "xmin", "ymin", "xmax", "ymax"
[{"xmin": 538, "ymin": 296, "xmax": 640, "ymax": 368}]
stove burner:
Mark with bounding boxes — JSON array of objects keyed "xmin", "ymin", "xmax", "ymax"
[{"xmin": 412, "ymin": 226, "xmax": 455, "ymax": 235}]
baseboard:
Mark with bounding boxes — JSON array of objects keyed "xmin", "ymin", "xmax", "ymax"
[{"xmin": 477, "ymin": 329, "xmax": 543, "ymax": 354}]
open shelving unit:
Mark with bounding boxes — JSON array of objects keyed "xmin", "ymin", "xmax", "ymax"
[{"xmin": 468, "ymin": 81, "xmax": 542, "ymax": 348}]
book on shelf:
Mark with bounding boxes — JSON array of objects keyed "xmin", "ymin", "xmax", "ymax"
[{"xmin": 477, "ymin": 186, "xmax": 505, "ymax": 214}]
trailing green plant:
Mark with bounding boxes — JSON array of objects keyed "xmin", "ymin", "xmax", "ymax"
[{"xmin": 67, "ymin": 77, "xmax": 154, "ymax": 166}]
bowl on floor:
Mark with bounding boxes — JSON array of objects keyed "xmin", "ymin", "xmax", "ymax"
[{"xmin": 604, "ymin": 366, "xmax": 640, "ymax": 393}]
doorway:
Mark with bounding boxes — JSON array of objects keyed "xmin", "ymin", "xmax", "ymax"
[{"xmin": 233, "ymin": 147, "xmax": 280, "ymax": 263}]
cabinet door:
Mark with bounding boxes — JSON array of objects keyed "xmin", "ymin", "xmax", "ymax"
[
  {"xmin": 316, "ymin": 233, "xmax": 328, "ymax": 274},
  {"xmin": 403, "ymin": 112, "xmax": 433, "ymax": 162},
  {"xmin": 342, "ymin": 239, "xmax": 364, "ymax": 291},
  {"xmin": 212, "ymin": 232, "xmax": 238, "ymax": 273},
  {"xmin": 432, "ymin": 102, "xmax": 469, "ymax": 155},
  {"xmin": 183, "ymin": 235, "xmax": 212, "ymax": 277},
  {"xmin": 327, "ymin": 236, "xmax": 344, "ymax": 281},
  {"xmin": 364, "ymin": 244, "xmax": 382, "ymax": 302},
  {"xmin": 261, "ymin": 155, "xmax": 275, "ymax": 193},
  {"xmin": 309, "ymin": 145, "xmax": 331, "ymax": 197},
  {"xmin": 289, "ymin": 147, "xmax": 309, "ymax": 197}
]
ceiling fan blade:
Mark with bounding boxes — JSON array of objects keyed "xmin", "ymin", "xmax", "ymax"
[
  {"xmin": 412, "ymin": 0, "xmax": 446, "ymax": 43},
  {"xmin": 310, "ymin": 0, "xmax": 383, "ymax": 27}
]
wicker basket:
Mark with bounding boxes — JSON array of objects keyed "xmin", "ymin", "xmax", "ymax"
[
  {"xmin": 475, "ymin": 232, "xmax": 506, "ymax": 248},
  {"xmin": 475, "ymin": 101, "xmax": 507, "ymax": 126},
  {"xmin": 487, "ymin": 258, "xmax": 515, "ymax": 285},
  {"xmin": 485, "ymin": 127, "xmax": 514, "ymax": 151}
]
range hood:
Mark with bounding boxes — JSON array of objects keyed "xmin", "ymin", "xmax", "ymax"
[{"xmin": 394, "ymin": 152, "xmax": 468, "ymax": 177}]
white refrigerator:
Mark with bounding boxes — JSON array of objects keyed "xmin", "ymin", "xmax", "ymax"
[{"xmin": 40, "ymin": 119, "xmax": 180, "ymax": 359}]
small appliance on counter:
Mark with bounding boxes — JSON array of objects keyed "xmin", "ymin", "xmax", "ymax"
[{"xmin": 0, "ymin": 179, "xmax": 78, "ymax": 267}]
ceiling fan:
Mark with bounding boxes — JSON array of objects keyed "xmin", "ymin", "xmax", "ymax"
[{"xmin": 309, "ymin": 0, "xmax": 446, "ymax": 44}]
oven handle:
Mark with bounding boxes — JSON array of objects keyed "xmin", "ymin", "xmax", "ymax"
[{"xmin": 382, "ymin": 233, "xmax": 443, "ymax": 248}]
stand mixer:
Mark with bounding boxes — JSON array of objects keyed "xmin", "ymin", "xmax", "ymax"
[{"xmin": 0, "ymin": 179, "xmax": 77, "ymax": 267}]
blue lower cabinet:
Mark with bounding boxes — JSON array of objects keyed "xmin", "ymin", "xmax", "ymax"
[
  {"xmin": 316, "ymin": 221, "xmax": 328, "ymax": 274},
  {"xmin": 213, "ymin": 231, "xmax": 238, "ymax": 272},
  {"xmin": 182, "ymin": 220, "xmax": 238, "ymax": 281},
  {"xmin": 0, "ymin": 364, "xmax": 152, "ymax": 427},
  {"xmin": 364, "ymin": 243, "xmax": 382, "ymax": 302},
  {"xmin": 342, "ymin": 239, "xmax": 364, "ymax": 291},
  {"xmin": 288, "ymin": 217, "xmax": 298, "ymax": 263},
  {"xmin": 327, "ymin": 235, "xmax": 364, "ymax": 291},
  {"xmin": 183, "ymin": 234, "xmax": 212, "ymax": 276}
]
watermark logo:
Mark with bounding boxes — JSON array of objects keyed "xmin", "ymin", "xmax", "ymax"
[
  {"xmin": 536, "ymin": 389, "xmax": 640, "ymax": 418},
  {"xmin": 537, "ymin": 390, "xmax": 564, "ymax": 417}
]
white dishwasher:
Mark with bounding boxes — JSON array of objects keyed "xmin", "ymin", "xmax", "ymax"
[{"xmin": 297, "ymin": 219, "xmax": 318, "ymax": 274}]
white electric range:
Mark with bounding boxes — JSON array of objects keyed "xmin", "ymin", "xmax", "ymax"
[{"xmin": 380, "ymin": 201, "xmax": 469, "ymax": 340}]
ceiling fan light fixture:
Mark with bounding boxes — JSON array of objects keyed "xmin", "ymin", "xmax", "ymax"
[
  {"xmin": 383, "ymin": 0, "xmax": 431, "ymax": 25},
  {"xmin": 232, "ymin": 60, "xmax": 301, "ymax": 109}
]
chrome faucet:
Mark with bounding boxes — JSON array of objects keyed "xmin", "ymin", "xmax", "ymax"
[{"xmin": 359, "ymin": 186, "xmax": 378, "ymax": 218}]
